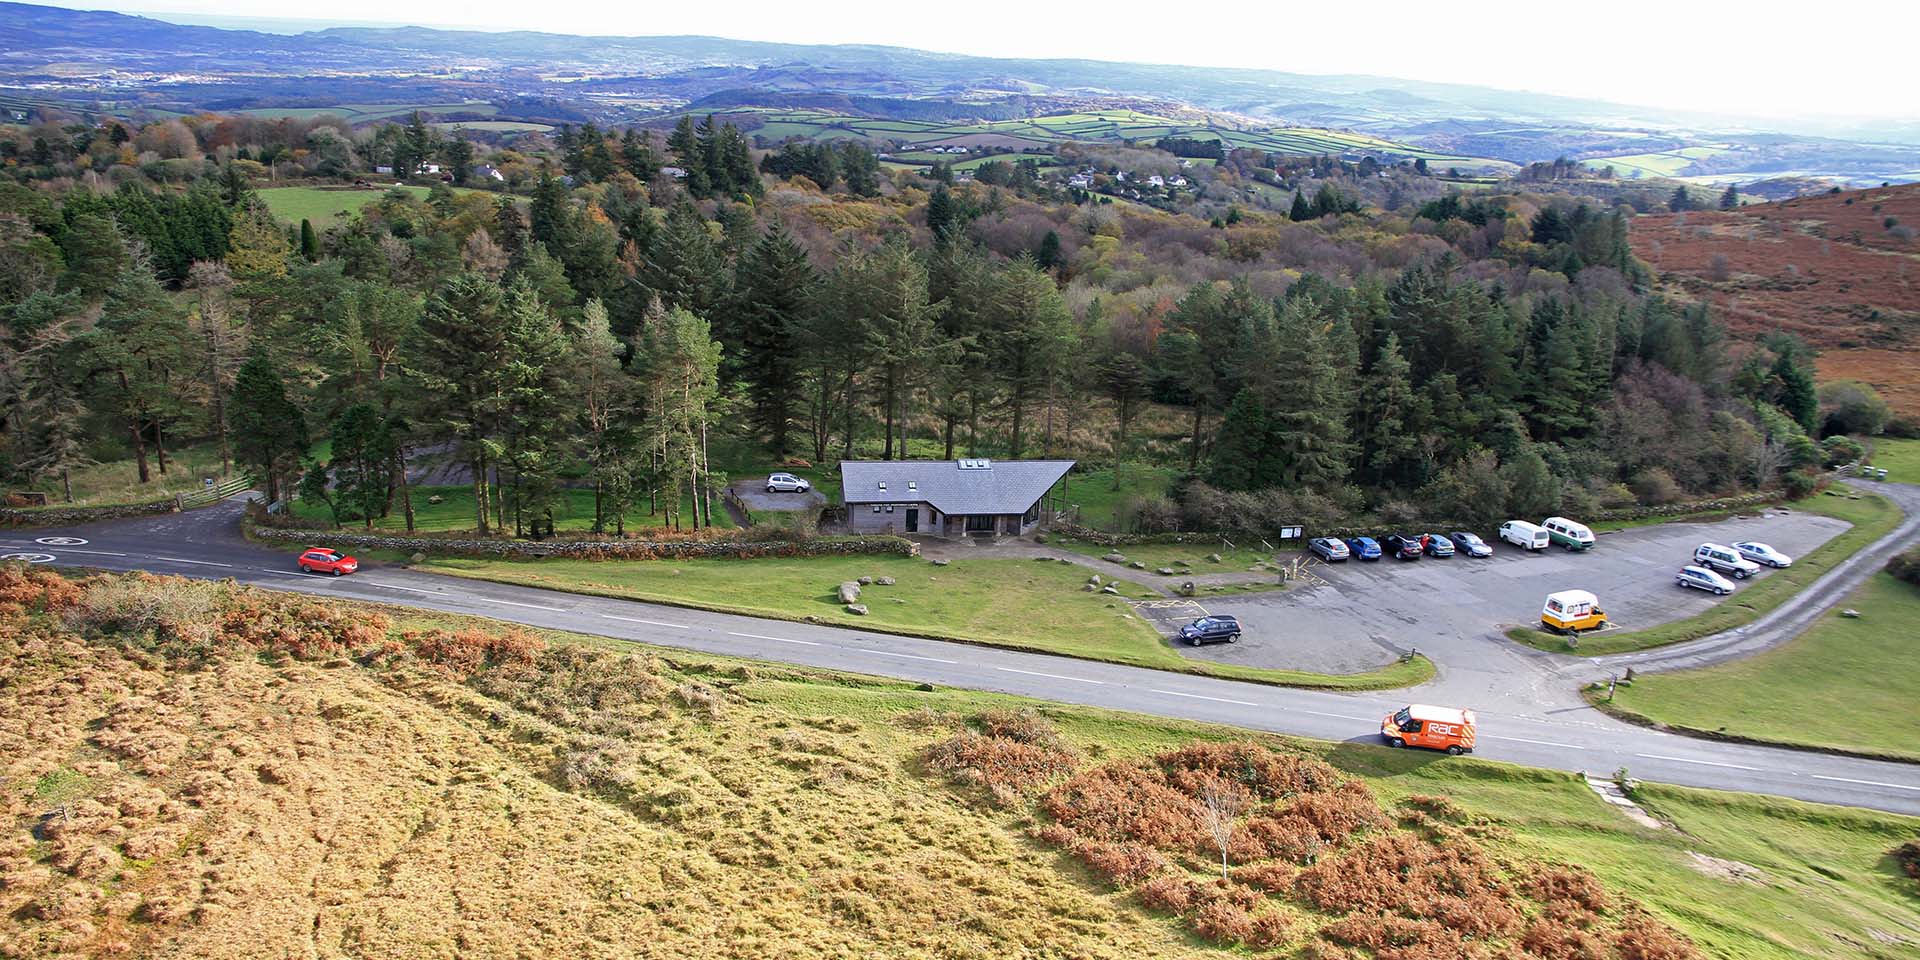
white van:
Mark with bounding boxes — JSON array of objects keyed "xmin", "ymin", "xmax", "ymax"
[
  {"xmin": 1499, "ymin": 520, "xmax": 1550, "ymax": 551},
  {"xmin": 1542, "ymin": 516, "xmax": 1595, "ymax": 552},
  {"xmin": 1693, "ymin": 542, "xmax": 1761, "ymax": 579}
]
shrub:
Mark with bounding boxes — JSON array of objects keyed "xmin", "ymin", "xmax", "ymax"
[
  {"xmin": 1042, "ymin": 763, "xmax": 1201, "ymax": 848},
  {"xmin": 1820, "ymin": 434, "xmax": 1866, "ymax": 467},
  {"xmin": 1138, "ymin": 874, "xmax": 1197, "ymax": 914},
  {"xmin": 1612, "ymin": 916, "xmax": 1703, "ymax": 960},
  {"xmin": 1521, "ymin": 917, "xmax": 1608, "ymax": 960},
  {"xmin": 1157, "ymin": 740, "xmax": 1339, "ymax": 800},
  {"xmin": 0, "ymin": 564, "xmax": 82, "ymax": 616},
  {"xmin": 1074, "ymin": 840, "xmax": 1170, "ymax": 886},
  {"xmin": 1893, "ymin": 840, "xmax": 1920, "ymax": 883},
  {"xmin": 406, "ymin": 626, "xmax": 543, "ymax": 675},
  {"xmin": 1192, "ymin": 897, "xmax": 1289, "ymax": 948},
  {"xmin": 1294, "ymin": 832, "xmax": 1505, "ymax": 916},
  {"xmin": 1780, "ymin": 467, "xmax": 1821, "ymax": 499},
  {"xmin": 925, "ymin": 731, "xmax": 1079, "ymax": 806},
  {"xmin": 1629, "ymin": 468, "xmax": 1683, "ymax": 506},
  {"xmin": 1527, "ymin": 864, "xmax": 1613, "ymax": 915}
]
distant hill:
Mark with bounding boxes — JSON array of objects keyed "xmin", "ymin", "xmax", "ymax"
[
  {"xmin": 0, "ymin": 1, "xmax": 1915, "ymax": 174},
  {"xmin": 1629, "ymin": 183, "xmax": 1920, "ymax": 412}
]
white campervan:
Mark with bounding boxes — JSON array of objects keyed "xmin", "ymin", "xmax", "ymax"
[
  {"xmin": 1499, "ymin": 520, "xmax": 1550, "ymax": 551},
  {"xmin": 1542, "ymin": 516, "xmax": 1595, "ymax": 552}
]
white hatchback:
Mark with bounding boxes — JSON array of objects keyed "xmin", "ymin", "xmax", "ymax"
[{"xmin": 765, "ymin": 472, "xmax": 811, "ymax": 493}]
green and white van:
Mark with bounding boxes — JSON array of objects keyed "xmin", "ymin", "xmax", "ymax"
[{"xmin": 1542, "ymin": 516, "xmax": 1594, "ymax": 551}]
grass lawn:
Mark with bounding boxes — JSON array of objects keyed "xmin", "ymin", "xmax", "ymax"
[
  {"xmin": 258, "ymin": 185, "xmax": 486, "ymax": 228},
  {"xmin": 1510, "ymin": 491, "xmax": 1902, "ymax": 656},
  {"xmin": 1868, "ymin": 435, "xmax": 1920, "ymax": 481},
  {"xmin": 1600, "ymin": 573, "xmax": 1920, "ymax": 761},
  {"xmin": 1057, "ymin": 463, "xmax": 1178, "ymax": 530},
  {"xmin": 1046, "ymin": 534, "xmax": 1275, "ymax": 571},
  {"xmin": 292, "ymin": 484, "xmax": 734, "ymax": 533},
  {"xmin": 8, "ymin": 441, "xmax": 238, "ymax": 508},
  {"xmin": 416, "ymin": 552, "xmax": 1431, "ymax": 690}
]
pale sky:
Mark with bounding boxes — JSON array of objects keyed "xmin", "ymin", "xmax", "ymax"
[{"xmin": 64, "ymin": 0, "xmax": 1920, "ymax": 122}]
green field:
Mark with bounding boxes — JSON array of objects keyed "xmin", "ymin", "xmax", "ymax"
[
  {"xmin": 1867, "ymin": 436, "xmax": 1920, "ymax": 480},
  {"xmin": 291, "ymin": 483, "xmax": 734, "ymax": 533},
  {"xmin": 1511, "ymin": 492, "xmax": 1902, "ymax": 656},
  {"xmin": 433, "ymin": 120, "xmax": 553, "ymax": 133},
  {"xmin": 721, "ymin": 108, "xmax": 1511, "ymax": 170},
  {"xmin": 1603, "ymin": 573, "xmax": 1920, "ymax": 760},
  {"xmin": 1055, "ymin": 464, "xmax": 1178, "ymax": 530},
  {"xmin": 237, "ymin": 102, "xmax": 498, "ymax": 124},
  {"xmin": 1582, "ymin": 144, "xmax": 1734, "ymax": 179},
  {"xmin": 257, "ymin": 185, "xmax": 483, "ymax": 227},
  {"xmin": 417, "ymin": 552, "xmax": 1433, "ymax": 689}
]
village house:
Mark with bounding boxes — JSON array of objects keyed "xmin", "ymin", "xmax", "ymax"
[{"xmin": 840, "ymin": 458, "xmax": 1074, "ymax": 537}]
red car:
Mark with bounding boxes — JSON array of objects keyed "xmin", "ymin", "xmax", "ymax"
[{"xmin": 297, "ymin": 548, "xmax": 359, "ymax": 576}]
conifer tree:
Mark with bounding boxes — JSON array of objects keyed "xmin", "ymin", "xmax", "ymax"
[
  {"xmin": 408, "ymin": 272, "xmax": 510, "ymax": 533},
  {"xmin": 732, "ymin": 224, "xmax": 817, "ymax": 455},
  {"xmin": 230, "ymin": 348, "xmax": 309, "ymax": 503},
  {"xmin": 1719, "ymin": 184, "xmax": 1739, "ymax": 210},
  {"xmin": 1289, "ymin": 189, "xmax": 1312, "ymax": 222}
]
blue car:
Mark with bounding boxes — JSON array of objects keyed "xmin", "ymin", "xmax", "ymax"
[{"xmin": 1345, "ymin": 536, "xmax": 1382, "ymax": 561}]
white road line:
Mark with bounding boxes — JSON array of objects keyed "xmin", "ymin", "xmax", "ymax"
[
  {"xmin": 855, "ymin": 649, "xmax": 959, "ymax": 664},
  {"xmin": 1486, "ymin": 735, "xmax": 1585, "ymax": 749},
  {"xmin": 54, "ymin": 548, "xmax": 128, "ymax": 557},
  {"xmin": 726, "ymin": 630, "xmax": 821, "ymax": 646},
  {"xmin": 1634, "ymin": 753, "xmax": 1760, "ymax": 771},
  {"xmin": 153, "ymin": 556, "xmax": 232, "ymax": 567},
  {"xmin": 1294, "ymin": 709, "xmax": 1371, "ymax": 722},
  {"xmin": 1811, "ymin": 775, "xmax": 1920, "ymax": 792},
  {"xmin": 258, "ymin": 569, "xmax": 335, "ymax": 580},
  {"xmin": 601, "ymin": 614, "xmax": 689, "ymax": 629},
  {"xmin": 996, "ymin": 666, "xmax": 1103, "ymax": 685},
  {"xmin": 477, "ymin": 598, "xmax": 564, "ymax": 612},
  {"xmin": 360, "ymin": 581, "xmax": 437, "ymax": 595},
  {"xmin": 1147, "ymin": 689, "xmax": 1258, "ymax": 707}
]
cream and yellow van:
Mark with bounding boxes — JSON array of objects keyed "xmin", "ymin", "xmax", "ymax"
[{"xmin": 1541, "ymin": 589, "xmax": 1607, "ymax": 634}]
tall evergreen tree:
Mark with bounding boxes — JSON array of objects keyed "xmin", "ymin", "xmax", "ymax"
[
  {"xmin": 1288, "ymin": 189, "xmax": 1312, "ymax": 222},
  {"xmin": 230, "ymin": 348, "xmax": 309, "ymax": 504},
  {"xmin": 408, "ymin": 272, "xmax": 510, "ymax": 533},
  {"xmin": 1719, "ymin": 184, "xmax": 1739, "ymax": 210},
  {"xmin": 732, "ymin": 224, "xmax": 817, "ymax": 455}
]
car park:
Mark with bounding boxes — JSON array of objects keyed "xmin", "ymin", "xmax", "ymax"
[
  {"xmin": 765, "ymin": 472, "xmax": 812, "ymax": 493},
  {"xmin": 1693, "ymin": 542, "xmax": 1761, "ymax": 579},
  {"xmin": 1499, "ymin": 520, "xmax": 1550, "ymax": 551},
  {"xmin": 1383, "ymin": 534, "xmax": 1423, "ymax": 560},
  {"xmin": 1421, "ymin": 533, "xmax": 1454, "ymax": 558},
  {"xmin": 1177, "ymin": 615, "xmax": 1242, "ymax": 646},
  {"xmin": 1542, "ymin": 516, "xmax": 1595, "ymax": 552},
  {"xmin": 1733, "ymin": 541, "xmax": 1793, "ymax": 568},
  {"xmin": 1676, "ymin": 565, "xmax": 1735, "ymax": 595},
  {"xmin": 297, "ymin": 548, "xmax": 358, "ymax": 576},
  {"xmin": 1448, "ymin": 531, "xmax": 1493, "ymax": 557},
  {"xmin": 1309, "ymin": 537, "xmax": 1349, "ymax": 561},
  {"xmin": 1345, "ymin": 536, "xmax": 1382, "ymax": 561},
  {"xmin": 1381, "ymin": 704, "xmax": 1476, "ymax": 755}
]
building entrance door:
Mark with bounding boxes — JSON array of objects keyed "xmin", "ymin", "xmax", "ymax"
[{"xmin": 906, "ymin": 508, "xmax": 919, "ymax": 532}]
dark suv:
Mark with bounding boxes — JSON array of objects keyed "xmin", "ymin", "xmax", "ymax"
[
  {"xmin": 1178, "ymin": 615, "xmax": 1242, "ymax": 646},
  {"xmin": 1383, "ymin": 534, "xmax": 1423, "ymax": 560}
]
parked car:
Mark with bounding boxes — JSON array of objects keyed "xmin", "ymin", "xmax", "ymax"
[
  {"xmin": 1448, "ymin": 531, "xmax": 1493, "ymax": 558},
  {"xmin": 297, "ymin": 548, "xmax": 358, "ymax": 576},
  {"xmin": 765, "ymin": 472, "xmax": 812, "ymax": 493},
  {"xmin": 1676, "ymin": 565, "xmax": 1735, "ymax": 596},
  {"xmin": 1421, "ymin": 533, "xmax": 1455, "ymax": 558},
  {"xmin": 1733, "ymin": 541, "xmax": 1793, "ymax": 568},
  {"xmin": 1178, "ymin": 615, "xmax": 1242, "ymax": 646},
  {"xmin": 1499, "ymin": 520, "xmax": 1550, "ymax": 551},
  {"xmin": 1381, "ymin": 704, "xmax": 1476, "ymax": 755},
  {"xmin": 1693, "ymin": 542, "xmax": 1761, "ymax": 579},
  {"xmin": 1345, "ymin": 536, "xmax": 1382, "ymax": 561},
  {"xmin": 1542, "ymin": 516, "xmax": 1595, "ymax": 552},
  {"xmin": 1309, "ymin": 537, "xmax": 1350, "ymax": 562},
  {"xmin": 1542, "ymin": 589, "xmax": 1607, "ymax": 634},
  {"xmin": 1383, "ymin": 534, "xmax": 1424, "ymax": 560}
]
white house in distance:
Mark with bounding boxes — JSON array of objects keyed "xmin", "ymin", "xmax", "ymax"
[{"xmin": 840, "ymin": 458, "xmax": 1075, "ymax": 537}]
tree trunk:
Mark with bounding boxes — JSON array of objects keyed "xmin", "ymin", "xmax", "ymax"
[
  {"xmin": 153, "ymin": 421, "xmax": 170, "ymax": 475},
  {"xmin": 471, "ymin": 454, "xmax": 490, "ymax": 535},
  {"xmin": 397, "ymin": 449, "xmax": 415, "ymax": 532},
  {"xmin": 60, "ymin": 469, "xmax": 72, "ymax": 504},
  {"xmin": 942, "ymin": 416, "xmax": 955, "ymax": 460},
  {"xmin": 118, "ymin": 371, "xmax": 150, "ymax": 484},
  {"xmin": 1188, "ymin": 405, "xmax": 1206, "ymax": 472}
]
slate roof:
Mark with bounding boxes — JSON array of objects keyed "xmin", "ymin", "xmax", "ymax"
[{"xmin": 839, "ymin": 459, "xmax": 1075, "ymax": 515}]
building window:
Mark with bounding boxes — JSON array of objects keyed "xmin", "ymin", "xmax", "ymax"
[
  {"xmin": 872, "ymin": 505, "xmax": 882, "ymax": 513},
  {"xmin": 885, "ymin": 504, "xmax": 894, "ymax": 513}
]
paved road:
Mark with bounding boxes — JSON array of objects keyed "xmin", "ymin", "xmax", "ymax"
[{"xmin": 3, "ymin": 493, "xmax": 1918, "ymax": 816}]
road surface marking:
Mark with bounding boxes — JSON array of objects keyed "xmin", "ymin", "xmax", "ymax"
[
  {"xmin": 477, "ymin": 598, "xmax": 564, "ymax": 612},
  {"xmin": 153, "ymin": 557, "xmax": 232, "ymax": 567},
  {"xmin": 35, "ymin": 536, "xmax": 87, "ymax": 545},
  {"xmin": 855, "ymin": 649, "xmax": 958, "ymax": 664},
  {"xmin": 996, "ymin": 666, "xmax": 1103, "ymax": 684},
  {"xmin": 1294, "ymin": 709, "xmax": 1371, "ymax": 722},
  {"xmin": 258, "ymin": 569, "xmax": 334, "ymax": 580},
  {"xmin": 0, "ymin": 553, "xmax": 55, "ymax": 564},
  {"xmin": 1811, "ymin": 775, "xmax": 1920, "ymax": 792},
  {"xmin": 1147, "ymin": 689, "xmax": 1258, "ymax": 706},
  {"xmin": 726, "ymin": 630, "xmax": 821, "ymax": 646},
  {"xmin": 601, "ymin": 614, "xmax": 688, "ymax": 629},
  {"xmin": 360, "ymin": 581, "xmax": 437, "ymax": 595},
  {"xmin": 1634, "ymin": 753, "xmax": 1760, "ymax": 771},
  {"xmin": 1485, "ymin": 735, "xmax": 1585, "ymax": 749},
  {"xmin": 54, "ymin": 548, "xmax": 127, "ymax": 557}
]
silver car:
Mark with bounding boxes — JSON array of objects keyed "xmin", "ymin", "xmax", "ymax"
[
  {"xmin": 1676, "ymin": 564, "xmax": 1735, "ymax": 596},
  {"xmin": 1733, "ymin": 541, "xmax": 1793, "ymax": 568},
  {"xmin": 765, "ymin": 472, "xmax": 811, "ymax": 493},
  {"xmin": 1309, "ymin": 537, "xmax": 1349, "ymax": 561}
]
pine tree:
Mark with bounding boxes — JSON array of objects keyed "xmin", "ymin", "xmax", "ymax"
[
  {"xmin": 633, "ymin": 304, "xmax": 724, "ymax": 530},
  {"xmin": 620, "ymin": 129, "xmax": 661, "ymax": 181},
  {"xmin": 225, "ymin": 202, "xmax": 290, "ymax": 281},
  {"xmin": 926, "ymin": 184, "xmax": 958, "ymax": 245},
  {"xmin": 642, "ymin": 201, "xmax": 726, "ymax": 319},
  {"xmin": 1289, "ymin": 189, "xmax": 1311, "ymax": 222},
  {"xmin": 983, "ymin": 258, "xmax": 1075, "ymax": 458},
  {"xmin": 408, "ymin": 272, "xmax": 511, "ymax": 533},
  {"xmin": 1668, "ymin": 186, "xmax": 1693, "ymax": 212},
  {"xmin": 299, "ymin": 219, "xmax": 318, "ymax": 261},
  {"xmin": 1102, "ymin": 350, "xmax": 1148, "ymax": 450},
  {"xmin": 732, "ymin": 224, "xmax": 817, "ymax": 455},
  {"xmin": 57, "ymin": 213, "xmax": 129, "ymax": 298},
  {"xmin": 442, "ymin": 133, "xmax": 475, "ymax": 183},
  {"xmin": 572, "ymin": 299, "xmax": 637, "ymax": 532},
  {"xmin": 498, "ymin": 276, "xmax": 575, "ymax": 537},
  {"xmin": 1035, "ymin": 230, "xmax": 1062, "ymax": 272},
  {"xmin": 1355, "ymin": 332, "xmax": 1422, "ymax": 487},
  {"xmin": 1265, "ymin": 294, "xmax": 1354, "ymax": 488},
  {"xmin": 1206, "ymin": 389, "xmax": 1271, "ymax": 491},
  {"xmin": 833, "ymin": 241, "xmax": 947, "ymax": 460},
  {"xmin": 230, "ymin": 348, "xmax": 309, "ymax": 504},
  {"xmin": 1719, "ymin": 184, "xmax": 1739, "ymax": 210},
  {"xmin": 321, "ymin": 403, "xmax": 395, "ymax": 529},
  {"xmin": 1770, "ymin": 351, "xmax": 1819, "ymax": 434}
]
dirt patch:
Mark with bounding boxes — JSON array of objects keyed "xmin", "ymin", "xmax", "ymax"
[{"xmin": 1685, "ymin": 850, "xmax": 1769, "ymax": 884}]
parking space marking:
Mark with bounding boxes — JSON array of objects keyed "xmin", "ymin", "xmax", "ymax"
[
  {"xmin": 997, "ymin": 666, "xmax": 1103, "ymax": 684},
  {"xmin": 1147, "ymin": 689, "xmax": 1258, "ymax": 707},
  {"xmin": 726, "ymin": 630, "xmax": 820, "ymax": 646},
  {"xmin": 1634, "ymin": 753, "xmax": 1760, "ymax": 771},
  {"xmin": 154, "ymin": 556, "xmax": 232, "ymax": 567},
  {"xmin": 1810, "ymin": 775, "xmax": 1920, "ymax": 792},
  {"xmin": 602, "ymin": 614, "xmax": 688, "ymax": 629}
]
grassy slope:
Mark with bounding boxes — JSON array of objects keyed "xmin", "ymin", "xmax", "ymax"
[
  {"xmin": 1869, "ymin": 436, "xmax": 1920, "ymax": 480},
  {"xmin": 7, "ymin": 441, "xmax": 236, "ymax": 508},
  {"xmin": 257, "ymin": 185, "xmax": 484, "ymax": 228},
  {"xmin": 7, "ymin": 570, "xmax": 1915, "ymax": 960},
  {"xmin": 416, "ymin": 553, "xmax": 1433, "ymax": 690},
  {"xmin": 1511, "ymin": 492, "xmax": 1901, "ymax": 656},
  {"xmin": 291, "ymin": 484, "xmax": 735, "ymax": 533},
  {"xmin": 1057, "ymin": 464, "xmax": 1178, "ymax": 530},
  {"xmin": 1602, "ymin": 574, "xmax": 1920, "ymax": 760}
]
